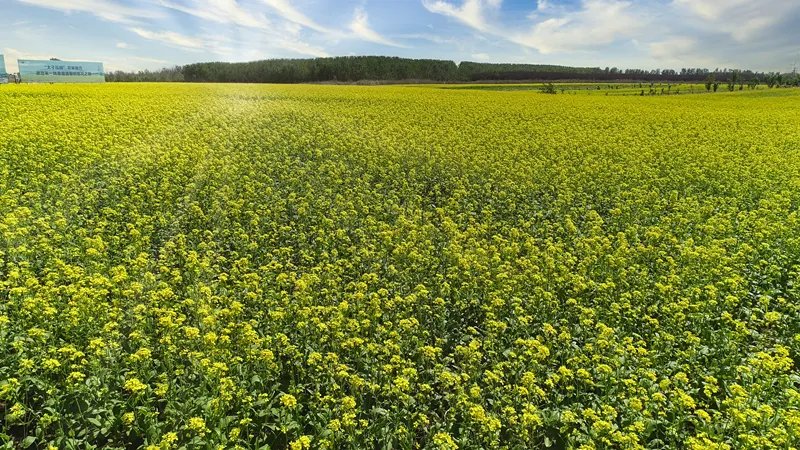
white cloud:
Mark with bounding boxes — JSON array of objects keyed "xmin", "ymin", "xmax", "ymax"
[
  {"xmin": 421, "ymin": 0, "xmax": 501, "ymax": 32},
  {"xmin": 649, "ymin": 36, "xmax": 696, "ymax": 60},
  {"xmin": 260, "ymin": 0, "xmax": 330, "ymax": 33},
  {"xmin": 422, "ymin": 0, "xmax": 644, "ymax": 55},
  {"xmin": 157, "ymin": 1, "xmax": 401, "ymax": 54},
  {"xmin": 159, "ymin": 0, "xmax": 270, "ymax": 29},
  {"xmin": 673, "ymin": 0, "xmax": 747, "ymax": 21},
  {"xmin": 15, "ymin": 0, "xmax": 162, "ymax": 24},
  {"xmin": 129, "ymin": 27, "xmax": 206, "ymax": 50},
  {"xmin": 513, "ymin": 0, "xmax": 644, "ymax": 53},
  {"xmin": 210, "ymin": 30, "xmax": 329, "ymax": 59},
  {"xmin": 349, "ymin": 7, "xmax": 407, "ymax": 48},
  {"xmin": 155, "ymin": 1, "xmax": 334, "ymax": 58},
  {"xmin": 398, "ymin": 33, "xmax": 459, "ymax": 45},
  {"xmin": 673, "ymin": 0, "xmax": 799, "ymax": 42},
  {"xmin": 14, "ymin": 0, "xmax": 799, "ymax": 71},
  {"xmin": 128, "ymin": 24, "xmax": 330, "ymax": 60},
  {"xmin": 637, "ymin": 1, "xmax": 800, "ymax": 70},
  {"xmin": 276, "ymin": 39, "xmax": 330, "ymax": 58},
  {"xmin": 204, "ymin": 31, "xmax": 330, "ymax": 59}
]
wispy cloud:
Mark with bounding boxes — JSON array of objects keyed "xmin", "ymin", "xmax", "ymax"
[
  {"xmin": 14, "ymin": 0, "xmax": 413, "ymax": 62},
  {"xmin": 422, "ymin": 0, "xmax": 643, "ymax": 55},
  {"xmin": 672, "ymin": 0, "xmax": 798, "ymax": 41},
  {"xmin": 349, "ymin": 7, "xmax": 407, "ymax": 48},
  {"xmin": 397, "ymin": 33, "xmax": 459, "ymax": 45},
  {"xmin": 421, "ymin": 0, "xmax": 501, "ymax": 32},
  {"xmin": 208, "ymin": 30, "xmax": 330, "ymax": 59},
  {"xmin": 156, "ymin": 1, "xmax": 403, "ymax": 54},
  {"xmin": 648, "ymin": 36, "xmax": 707, "ymax": 65},
  {"xmin": 260, "ymin": 0, "xmax": 331, "ymax": 33},
  {"xmin": 513, "ymin": 0, "xmax": 644, "ymax": 54},
  {"xmin": 129, "ymin": 27, "xmax": 206, "ymax": 50},
  {"xmin": 673, "ymin": 0, "xmax": 746, "ymax": 21},
  {"xmin": 128, "ymin": 24, "xmax": 330, "ymax": 59},
  {"xmin": 10, "ymin": 0, "xmax": 800, "ymax": 71},
  {"xmin": 158, "ymin": 0, "xmax": 270, "ymax": 29},
  {"xmin": 16, "ymin": 0, "xmax": 163, "ymax": 24},
  {"xmin": 276, "ymin": 39, "xmax": 330, "ymax": 58}
]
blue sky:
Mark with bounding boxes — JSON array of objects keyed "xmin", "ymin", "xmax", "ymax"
[{"xmin": 2, "ymin": 0, "xmax": 798, "ymax": 73}]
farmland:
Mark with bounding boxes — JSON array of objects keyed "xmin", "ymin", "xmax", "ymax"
[
  {"xmin": 1, "ymin": 83, "xmax": 800, "ymax": 449},
  {"xmin": 440, "ymin": 83, "xmax": 734, "ymax": 96}
]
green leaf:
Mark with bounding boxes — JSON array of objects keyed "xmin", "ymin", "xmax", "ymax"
[{"xmin": 87, "ymin": 418, "xmax": 103, "ymax": 428}]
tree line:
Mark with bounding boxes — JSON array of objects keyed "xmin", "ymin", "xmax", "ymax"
[
  {"xmin": 105, "ymin": 56, "xmax": 800, "ymax": 85},
  {"xmin": 105, "ymin": 66, "xmax": 184, "ymax": 82}
]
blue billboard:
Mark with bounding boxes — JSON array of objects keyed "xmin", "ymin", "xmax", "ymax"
[{"xmin": 18, "ymin": 59, "xmax": 105, "ymax": 83}]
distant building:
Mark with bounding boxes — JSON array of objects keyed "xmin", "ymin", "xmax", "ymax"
[
  {"xmin": 18, "ymin": 59, "xmax": 104, "ymax": 83},
  {"xmin": 0, "ymin": 54, "xmax": 8, "ymax": 84}
]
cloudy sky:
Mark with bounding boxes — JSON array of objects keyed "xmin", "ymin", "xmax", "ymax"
[{"xmin": 2, "ymin": 0, "xmax": 798, "ymax": 73}]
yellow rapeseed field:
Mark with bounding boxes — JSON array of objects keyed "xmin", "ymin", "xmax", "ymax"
[{"xmin": 1, "ymin": 83, "xmax": 799, "ymax": 449}]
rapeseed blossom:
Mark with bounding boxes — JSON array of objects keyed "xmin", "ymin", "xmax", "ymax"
[
  {"xmin": 187, "ymin": 417, "xmax": 208, "ymax": 436},
  {"xmin": 1, "ymin": 83, "xmax": 799, "ymax": 449},
  {"xmin": 280, "ymin": 393, "xmax": 298, "ymax": 409},
  {"xmin": 124, "ymin": 378, "xmax": 148, "ymax": 394}
]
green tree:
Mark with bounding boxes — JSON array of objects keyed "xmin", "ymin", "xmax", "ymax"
[
  {"xmin": 705, "ymin": 74, "xmax": 715, "ymax": 92},
  {"xmin": 540, "ymin": 83, "xmax": 557, "ymax": 94},
  {"xmin": 728, "ymin": 70, "xmax": 739, "ymax": 91}
]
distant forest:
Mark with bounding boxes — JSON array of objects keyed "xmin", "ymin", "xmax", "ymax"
[{"xmin": 105, "ymin": 56, "xmax": 799, "ymax": 85}]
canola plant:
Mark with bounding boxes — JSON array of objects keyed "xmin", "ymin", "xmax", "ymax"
[{"xmin": 1, "ymin": 83, "xmax": 799, "ymax": 449}]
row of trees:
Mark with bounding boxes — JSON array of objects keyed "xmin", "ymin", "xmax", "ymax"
[
  {"xmin": 105, "ymin": 66, "xmax": 184, "ymax": 82},
  {"xmin": 701, "ymin": 71, "xmax": 799, "ymax": 92},
  {"xmin": 458, "ymin": 62, "xmax": 603, "ymax": 81},
  {"xmin": 181, "ymin": 57, "xmax": 458, "ymax": 83},
  {"xmin": 105, "ymin": 56, "xmax": 800, "ymax": 85}
]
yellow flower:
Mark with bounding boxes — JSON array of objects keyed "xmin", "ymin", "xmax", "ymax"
[
  {"xmin": 289, "ymin": 435, "xmax": 312, "ymax": 450},
  {"xmin": 328, "ymin": 419, "xmax": 341, "ymax": 432},
  {"xmin": 280, "ymin": 393, "xmax": 298, "ymax": 409},
  {"xmin": 695, "ymin": 409, "xmax": 711, "ymax": 422},
  {"xmin": 159, "ymin": 432, "xmax": 178, "ymax": 449},
  {"xmin": 129, "ymin": 347, "xmax": 152, "ymax": 362},
  {"xmin": 432, "ymin": 432, "xmax": 458, "ymax": 450},
  {"xmin": 43, "ymin": 358, "xmax": 61, "ymax": 371},
  {"xmin": 124, "ymin": 378, "xmax": 148, "ymax": 394},
  {"xmin": 7, "ymin": 403, "xmax": 25, "ymax": 422},
  {"xmin": 340, "ymin": 396, "xmax": 356, "ymax": 410},
  {"xmin": 187, "ymin": 417, "xmax": 208, "ymax": 436},
  {"xmin": 229, "ymin": 427, "xmax": 241, "ymax": 440},
  {"xmin": 67, "ymin": 371, "xmax": 86, "ymax": 384},
  {"xmin": 155, "ymin": 382, "xmax": 169, "ymax": 397}
]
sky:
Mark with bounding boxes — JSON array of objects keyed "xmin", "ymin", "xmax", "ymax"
[{"xmin": 1, "ymin": 0, "xmax": 799, "ymax": 73}]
